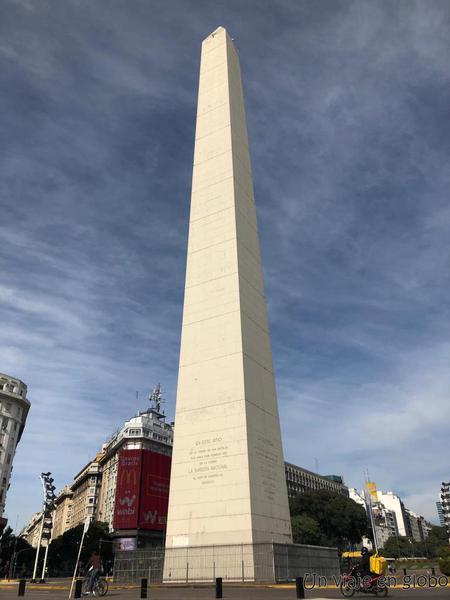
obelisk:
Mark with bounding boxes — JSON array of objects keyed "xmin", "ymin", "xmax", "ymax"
[{"xmin": 164, "ymin": 27, "xmax": 292, "ymax": 581}]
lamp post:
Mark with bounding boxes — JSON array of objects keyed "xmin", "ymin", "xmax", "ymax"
[{"xmin": 30, "ymin": 472, "xmax": 56, "ymax": 583}]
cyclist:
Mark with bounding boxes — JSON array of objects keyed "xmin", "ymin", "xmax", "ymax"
[{"xmin": 84, "ymin": 552, "xmax": 102, "ymax": 596}]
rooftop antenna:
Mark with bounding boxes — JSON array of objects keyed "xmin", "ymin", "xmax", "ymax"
[{"xmin": 149, "ymin": 383, "xmax": 165, "ymax": 414}]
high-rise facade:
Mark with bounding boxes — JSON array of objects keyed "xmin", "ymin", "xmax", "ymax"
[
  {"xmin": 52, "ymin": 485, "xmax": 73, "ymax": 539},
  {"xmin": 164, "ymin": 27, "xmax": 292, "ymax": 580},
  {"xmin": 348, "ymin": 487, "xmax": 397, "ymax": 548},
  {"xmin": 0, "ymin": 373, "xmax": 30, "ymax": 526},
  {"xmin": 436, "ymin": 501, "xmax": 445, "ymax": 528},
  {"xmin": 97, "ymin": 401, "xmax": 173, "ymax": 546},
  {"xmin": 70, "ymin": 453, "xmax": 103, "ymax": 528},
  {"xmin": 285, "ymin": 462, "xmax": 348, "ymax": 497},
  {"xmin": 376, "ymin": 490, "xmax": 408, "ymax": 537}
]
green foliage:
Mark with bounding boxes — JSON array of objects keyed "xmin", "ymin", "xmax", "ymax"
[
  {"xmin": 380, "ymin": 527, "xmax": 450, "ymax": 559},
  {"xmin": 426, "ymin": 526, "xmax": 449, "ymax": 552},
  {"xmin": 289, "ymin": 489, "xmax": 370, "ymax": 551},
  {"xmin": 439, "ymin": 559, "xmax": 450, "ymax": 576},
  {"xmin": 291, "ymin": 514, "xmax": 325, "ymax": 545},
  {"xmin": 0, "ymin": 527, "xmax": 34, "ymax": 577},
  {"xmin": 381, "ymin": 536, "xmax": 414, "ymax": 558},
  {"xmin": 48, "ymin": 521, "xmax": 113, "ymax": 576}
]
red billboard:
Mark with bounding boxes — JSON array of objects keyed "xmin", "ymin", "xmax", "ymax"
[
  {"xmin": 139, "ymin": 451, "xmax": 171, "ymax": 530},
  {"xmin": 113, "ymin": 450, "xmax": 142, "ymax": 529},
  {"xmin": 114, "ymin": 449, "xmax": 171, "ymax": 531}
]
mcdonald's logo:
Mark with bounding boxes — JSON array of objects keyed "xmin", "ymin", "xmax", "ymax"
[{"xmin": 120, "ymin": 469, "xmax": 137, "ymax": 488}]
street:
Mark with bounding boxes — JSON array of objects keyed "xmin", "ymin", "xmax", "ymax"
[{"xmin": 1, "ymin": 581, "xmax": 450, "ymax": 600}]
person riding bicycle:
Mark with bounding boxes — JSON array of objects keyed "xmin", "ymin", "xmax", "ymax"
[{"xmin": 84, "ymin": 552, "xmax": 102, "ymax": 595}]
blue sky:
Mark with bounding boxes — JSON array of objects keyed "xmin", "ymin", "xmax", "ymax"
[{"xmin": 2, "ymin": 0, "xmax": 449, "ymax": 529}]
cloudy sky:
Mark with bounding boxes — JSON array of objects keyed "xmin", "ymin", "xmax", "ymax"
[{"xmin": 2, "ymin": 0, "xmax": 449, "ymax": 528}]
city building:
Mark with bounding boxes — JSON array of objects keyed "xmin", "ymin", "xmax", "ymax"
[
  {"xmin": 70, "ymin": 452, "xmax": 103, "ymax": 528},
  {"xmin": 285, "ymin": 463, "xmax": 348, "ymax": 498},
  {"xmin": 376, "ymin": 489, "xmax": 408, "ymax": 537},
  {"xmin": 349, "ymin": 487, "xmax": 397, "ymax": 548},
  {"xmin": 440, "ymin": 482, "xmax": 450, "ymax": 538},
  {"xmin": 113, "ymin": 448, "xmax": 171, "ymax": 549},
  {"xmin": 350, "ymin": 482, "xmax": 431, "ymax": 547},
  {"xmin": 405, "ymin": 509, "xmax": 423, "ymax": 543},
  {"xmin": 52, "ymin": 485, "xmax": 73, "ymax": 539},
  {"xmin": 0, "ymin": 373, "xmax": 31, "ymax": 527},
  {"xmin": 349, "ymin": 488, "xmax": 367, "ymax": 509},
  {"xmin": 19, "ymin": 511, "xmax": 43, "ymax": 548},
  {"xmin": 19, "ymin": 386, "xmax": 173, "ymax": 549},
  {"xmin": 372, "ymin": 503, "xmax": 397, "ymax": 547},
  {"xmin": 418, "ymin": 517, "xmax": 432, "ymax": 541},
  {"xmin": 97, "ymin": 386, "xmax": 173, "ymax": 537},
  {"xmin": 436, "ymin": 501, "xmax": 445, "ymax": 528}
]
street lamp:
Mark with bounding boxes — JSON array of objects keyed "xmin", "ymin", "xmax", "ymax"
[{"xmin": 30, "ymin": 472, "xmax": 56, "ymax": 583}]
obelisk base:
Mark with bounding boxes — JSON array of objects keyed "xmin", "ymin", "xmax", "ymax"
[{"xmin": 162, "ymin": 542, "xmax": 340, "ymax": 583}]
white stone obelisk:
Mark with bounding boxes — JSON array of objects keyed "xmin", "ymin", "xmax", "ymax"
[{"xmin": 164, "ymin": 27, "xmax": 292, "ymax": 580}]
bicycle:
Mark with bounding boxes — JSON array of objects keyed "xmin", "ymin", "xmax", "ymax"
[{"xmin": 81, "ymin": 574, "xmax": 108, "ymax": 596}]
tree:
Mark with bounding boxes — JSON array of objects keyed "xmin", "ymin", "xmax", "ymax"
[
  {"xmin": 291, "ymin": 514, "xmax": 325, "ymax": 545},
  {"xmin": 425, "ymin": 526, "xmax": 449, "ymax": 556},
  {"xmin": 439, "ymin": 545, "xmax": 450, "ymax": 576},
  {"xmin": 0, "ymin": 528, "xmax": 34, "ymax": 578},
  {"xmin": 380, "ymin": 528, "xmax": 450, "ymax": 559},
  {"xmin": 289, "ymin": 489, "xmax": 370, "ymax": 551},
  {"xmin": 48, "ymin": 521, "xmax": 113, "ymax": 576},
  {"xmin": 381, "ymin": 536, "xmax": 414, "ymax": 558}
]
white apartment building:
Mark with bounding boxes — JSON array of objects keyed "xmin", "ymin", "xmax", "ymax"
[
  {"xmin": 349, "ymin": 487, "xmax": 397, "ymax": 548},
  {"xmin": 0, "ymin": 373, "xmax": 30, "ymax": 522},
  {"xmin": 349, "ymin": 487, "xmax": 366, "ymax": 508},
  {"xmin": 97, "ymin": 402, "xmax": 173, "ymax": 531},
  {"xmin": 376, "ymin": 490, "xmax": 408, "ymax": 536}
]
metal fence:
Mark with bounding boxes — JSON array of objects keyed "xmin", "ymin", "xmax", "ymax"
[
  {"xmin": 113, "ymin": 542, "xmax": 339, "ymax": 584},
  {"xmin": 273, "ymin": 543, "xmax": 339, "ymax": 581},
  {"xmin": 113, "ymin": 548, "xmax": 164, "ymax": 583}
]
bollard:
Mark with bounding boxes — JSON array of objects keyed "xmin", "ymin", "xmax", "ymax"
[
  {"xmin": 18, "ymin": 579, "xmax": 26, "ymax": 597},
  {"xmin": 141, "ymin": 578, "xmax": 148, "ymax": 599},
  {"xmin": 215, "ymin": 577, "xmax": 223, "ymax": 599},
  {"xmin": 74, "ymin": 579, "xmax": 83, "ymax": 599},
  {"xmin": 403, "ymin": 568, "xmax": 407, "ymax": 576},
  {"xmin": 431, "ymin": 567, "xmax": 435, "ymax": 575},
  {"xmin": 296, "ymin": 576, "xmax": 305, "ymax": 599}
]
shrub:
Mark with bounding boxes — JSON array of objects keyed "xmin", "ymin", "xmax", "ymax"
[{"xmin": 439, "ymin": 559, "xmax": 450, "ymax": 576}]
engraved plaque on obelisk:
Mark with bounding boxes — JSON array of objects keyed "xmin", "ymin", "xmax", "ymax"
[{"xmin": 164, "ymin": 27, "xmax": 292, "ymax": 581}]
